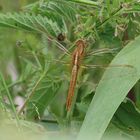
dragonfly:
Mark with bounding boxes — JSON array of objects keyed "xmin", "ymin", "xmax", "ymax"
[
  {"xmin": 49, "ymin": 38, "xmax": 133, "ymax": 111},
  {"xmin": 17, "ymin": 38, "xmax": 133, "ymax": 114},
  {"xmin": 66, "ymin": 39, "xmax": 86, "ymax": 110}
]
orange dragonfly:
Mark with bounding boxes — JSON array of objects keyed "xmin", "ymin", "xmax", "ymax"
[
  {"xmin": 66, "ymin": 39, "xmax": 86, "ymax": 110},
  {"xmin": 17, "ymin": 38, "xmax": 133, "ymax": 114},
  {"xmin": 50, "ymin": 38, "xmax": 133, "ymax": 111}
]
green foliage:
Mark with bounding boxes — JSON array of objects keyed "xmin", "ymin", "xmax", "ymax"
[
  {"xmin": 78, "ymin": 35, "xmax": 140, "ymax": 140},
  {"xmin": 25, "ymin": 70, "xmax": 62, "ymax": 120},
  {"xmin": 0, "ymin": 12, "xmax": 64, "ymax": 37},
  {"xmin": 0, "ymin": 0, "xmax": 140, "ymax": 140}
]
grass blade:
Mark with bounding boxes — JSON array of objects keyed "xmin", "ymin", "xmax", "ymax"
[
  {"xmin": 0, "ymin": 72, "xmax": 20, "ymax": 127},
  {"xmin": 77, "ymin": 36, "xmax": 140, "ymax": 140}
]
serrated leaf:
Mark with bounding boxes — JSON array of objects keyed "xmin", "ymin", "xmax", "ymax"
[
  {"xmin": 24, "ymin": 0, "xmax": 78, "ymax": 24},
  {"xmin": 26, "ymin": 71, "xmax": 62, "ymax": 120},
  {"xmin": 0, "ymin": 13, "xmax": 63, "ymax": 38}
]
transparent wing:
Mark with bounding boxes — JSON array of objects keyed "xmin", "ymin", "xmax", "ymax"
[
  {"xmin": 85, "ymin": 47, "xmax": 121, "ymax": 57},
  {"xmin": 79, "ymin": 62, "xmax": 136, "ymax": 94},
  {"xmin": 17, "ymin": 43, "xmax": 135, "ymax": 86}
]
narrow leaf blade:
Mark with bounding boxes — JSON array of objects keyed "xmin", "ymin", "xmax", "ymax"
[{"xmin": 77, "ymin": 36, "xmax": 140, "ymax": 140}]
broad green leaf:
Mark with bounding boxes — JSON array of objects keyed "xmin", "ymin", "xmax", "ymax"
[
  {"xmin": 77, "ymin": 36, "xmax": 140, "ymax": 140},
  {"xmin": 102, "ymin": 123, "xmax": 136, "ymax": 140},
  {"xmin": 112, "ymin": 98, "xmax": 140, "ymax": 136},
  {"xmin": 102, "ymin": 98, "xmax": 140, "ymax": 139}
]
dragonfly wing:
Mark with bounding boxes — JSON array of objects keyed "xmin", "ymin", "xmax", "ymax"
[
  {"xmin": 81, "ymin": 63, "xmax": 136, "ymax": 85},
  {"xmin": 53, "ymin": 40, "xmax": 71, "ymax": 56},
  {"xmin": 86, "ymin": 48, "xmax": 121, "ymax": 57}
]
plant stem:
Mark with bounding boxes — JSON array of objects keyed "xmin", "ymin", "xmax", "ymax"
[
  {"xmin": 1, "ymin": 80, "xmax": 23, "ymax": 92},
  {"xmin": 18, "ymin": 71, "xmax": 46, "ymax": 115},
  {"xmin": 84, "ymin": 6, "xmax": 124, "ymax": 38},
  {"xmin": 0, "ymin": 72, "xmax": 20, "ymax": 127}
]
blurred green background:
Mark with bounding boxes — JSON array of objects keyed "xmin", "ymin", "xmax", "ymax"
[{"xmin": 0, "ymin": 0, "xmax": 36, "ymax": 68}]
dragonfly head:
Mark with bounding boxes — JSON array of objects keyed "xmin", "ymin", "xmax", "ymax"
[
  {"xmin": 76, "ymin": 39, "xmax": 86, "ymax": 48},
  {"xmin": 75, "ymin": 39, "xmax": 87, "ymax": 56}
]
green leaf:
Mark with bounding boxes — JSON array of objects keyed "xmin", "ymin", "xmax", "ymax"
[
  {"xmin": 24, "ymin": 0, "xmax": 78, "ymax": 23},
  {"xmin": 67, "ymin": 0, "xmax": 100, "ymax": 7},
  {"xmin": 103, "ymin": 123, "xmax": 136, "ymax": 140},
  {"xmin": 0, "ymin": 13, "xmax": 63, "ymax": 38},
  {"xmin": 0, "ymin": 72, "xmax": 20, "ymax": 126},
  {"xmin": 77, "ymin": 36, "xmax": 140, "ymax": 140},
  {"xmin": 25, "ymin": 71, "xmax": 62, "ymax": 120},
  {"xmin": 102, "ymin": 98, "xmax": 140, "ymax": 139},
  {"xmin": 112, "ymin": 98, "xmax": 140, "ymax": 134},
  {"xmin": 26, "ymin": 85, "xmax": 60, "ymax": 120}
]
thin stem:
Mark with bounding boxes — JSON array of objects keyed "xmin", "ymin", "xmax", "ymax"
[
  {"xmin": 0, "ymin": 90, "xmax": 7, "ymax": 111},
  {"xmin": 0, "ymin": 72, "xmax": 20, "ymax": 127},
  {"xmin": 1, "ymin": 80, "xmax": 23, "ymax": 92},
  {"xmin": 32, "ymin": 51, "xmax": 42, "ymax": 69},
  {"xmin": 84, "ymin": 6, "xmax": 124, "ymax": 38},
  {"xmin": 96, "ymin": 6, "xmax": 123, "ymax": 28},
  {"xmin": 18, "ymin": 71, "xmax": 46, "ymax": 115}
]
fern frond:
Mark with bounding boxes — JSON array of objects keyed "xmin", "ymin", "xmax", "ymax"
[
  {"xmin": 20, "ymin": 70, "xmax": 62, "ymax": 120},
  {"xmin": 24, "ymin": 0, "xmax": 79, "ymax": 24},
  {"xmin": 0, "ymin": 13, "xmax": 65, "ymax": 38}
]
